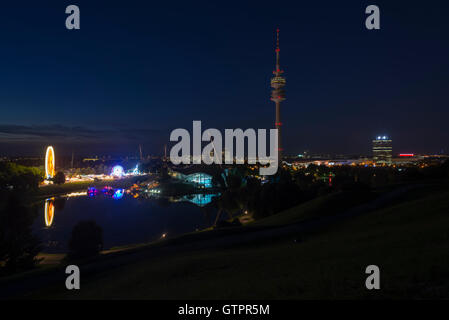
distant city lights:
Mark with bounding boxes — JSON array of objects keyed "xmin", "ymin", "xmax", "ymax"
[{"xmin": 132, "ymin": 164, "xmax": 140, "ymax": 175}]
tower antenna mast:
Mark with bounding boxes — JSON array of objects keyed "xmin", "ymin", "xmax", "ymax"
[{"xmin": 270, "ymin": 28, "xmax": 286, "ymax": 164}]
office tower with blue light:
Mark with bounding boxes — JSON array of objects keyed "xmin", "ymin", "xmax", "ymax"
[{"xmin": 372, "ymin": 135, "xmax": 392, "ymax": 164}]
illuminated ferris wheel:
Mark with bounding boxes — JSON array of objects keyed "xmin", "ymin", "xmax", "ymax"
[{"xmin": 45, "ymin": 146, "xmax": 55, "ymax": 179}]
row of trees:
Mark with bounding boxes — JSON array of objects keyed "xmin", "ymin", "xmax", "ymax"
[
  {"xmin": 212, "ymin": 160, "xmax": 449, "ymax": 221},
  {"xmin": 0, "ymin": 162, "xmax": 44, "ymax": 192},
  {"xmin": 214, "ymin": 167, "xmax": 323, "ymax": 220},
  {"xmin": 0, "ymin": 195, "xmax": 41, "ymax": 275}
]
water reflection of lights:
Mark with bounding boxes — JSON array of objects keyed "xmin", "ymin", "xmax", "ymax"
[
  {"xmin": 102, "ymin": 186, "xmax": 115, "ymax": 195},
  {"xmin": 182, "ymin": 194, "xmax": 217, "ymax": 207},
  {"xmin": 87, "ymin": 186, "xmax": 125, "ymax": 199},
  {"xmin": 44, "ymin": 199, "xmax": 55, "ymax": 227},
  {"xmin": 152, "ymin": 193, "xmax": 218, "ymax": 207},
  {"xmin": 113, "ymin": 189, "xmax": 124, "ymax": 199},
  {"xmin": 65, "ymin": 191, "xmax": 87, "ymax": 198},
  {"xmin": 87, "ymin": 187, "xmax": 98, "ymax": 197}
]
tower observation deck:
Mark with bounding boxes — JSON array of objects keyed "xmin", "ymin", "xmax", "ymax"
[{"xmin": 270, "ymin": 28, "xmax": 286, "ymax": 163}]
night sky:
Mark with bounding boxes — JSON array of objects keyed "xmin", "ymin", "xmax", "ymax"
[{"xmin": 0, "ymin": 0, "xmax": 448, "ymax": 157}]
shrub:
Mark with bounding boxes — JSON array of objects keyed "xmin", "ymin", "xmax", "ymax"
[
  {"xmin": 53, "ymin": 171, "xmax": 66, "ymax": 185},
  {"xmin": 0, "ymin": 195, "xmax": 41, "ymax": 275},
  {"xmin": 67, "ymin": 220, "xmax": 103, "ymax": 261}
]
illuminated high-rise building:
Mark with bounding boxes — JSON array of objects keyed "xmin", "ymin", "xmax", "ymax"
[
  {"xmin": 372, "ymin": 136, "xmax": 392, "ymax": 164},
  {"xmin": 270, "ymin": 28, "xmax": 286, "ymax": 163}
]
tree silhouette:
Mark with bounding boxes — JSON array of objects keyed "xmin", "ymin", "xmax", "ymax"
[
  {"xmin": 53, "ymin": 171, "xmax": 66, "ymax": 185},
  {"xmin": 67, "ymin": 220, "xmax": 103, "ymax": 261},
  {"xmin": 0, "ymin": 195, "xmax": 41, "ymax": 275}
]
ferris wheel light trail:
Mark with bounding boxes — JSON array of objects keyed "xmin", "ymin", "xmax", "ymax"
[{"xmin": 45, "ymin": 146, "xmax": 56, "ymax": 179}]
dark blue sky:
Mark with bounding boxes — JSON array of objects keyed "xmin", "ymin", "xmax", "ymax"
[{"xmin": 0, "ymin": 0, "xmax": 448, "ymax": 157}]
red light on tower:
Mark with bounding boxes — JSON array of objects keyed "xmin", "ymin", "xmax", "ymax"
[{"xmin": 399, "ymin": 153, "xmax": 414, "ymax": 157}]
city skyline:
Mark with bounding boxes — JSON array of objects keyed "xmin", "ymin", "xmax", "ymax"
[
  {"xmin": 0, "ymin": 1, "xmax": 448, "ymax": 156},
  {"xmin": 2, "ymin": 1, "xmax": 449, "ymax": 303}
]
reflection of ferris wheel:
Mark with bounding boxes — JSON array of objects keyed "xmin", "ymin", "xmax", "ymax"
[
  {"xmin": 44, "ymin": 199, "xmax": 55, "ymax": 227},
  {"xmin": 45, "ymin": 146, "xmax": 55, "ymax": 179}
]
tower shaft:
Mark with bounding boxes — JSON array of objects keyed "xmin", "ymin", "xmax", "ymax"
[
  {"xmin": 270, "ymin": 29, "xmax": 286, "ymax": 164},
  {"xmin": 275, "ymin": 101, "xmax": 282, "ymax": 161}
]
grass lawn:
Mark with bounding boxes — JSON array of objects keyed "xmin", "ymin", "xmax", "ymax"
[
  {"xmin": 32, "ymin": 186, "xmax": 449, "ymax": 299},
  {"xmin": 248, "ymin": 191, "xmax": 351, "ymax": 227}
]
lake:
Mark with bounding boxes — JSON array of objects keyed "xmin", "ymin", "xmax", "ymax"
[{"xmin": 33, "ymin": 189, "xmax": 220, "ymax": 253}]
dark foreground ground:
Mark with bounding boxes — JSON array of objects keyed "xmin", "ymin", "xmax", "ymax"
[{"xmin": 2, "ymin": 182, "xmax": 449, "ymax": 299}]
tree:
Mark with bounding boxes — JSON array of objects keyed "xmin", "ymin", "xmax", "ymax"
[
  {"xmin": 53, "ymin": 171, "xmax": 66, "ymax": 185},
  {"xmin": 0, "ymin": 162, "xmax": 43, "ymax": 191},
  {"xmin": 67, "ymin": 220, "xmax": 103, "ymax": 261},
  {"xmin": 0, "ymin": 195, "xmax": 41, "ymax": 275}
]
